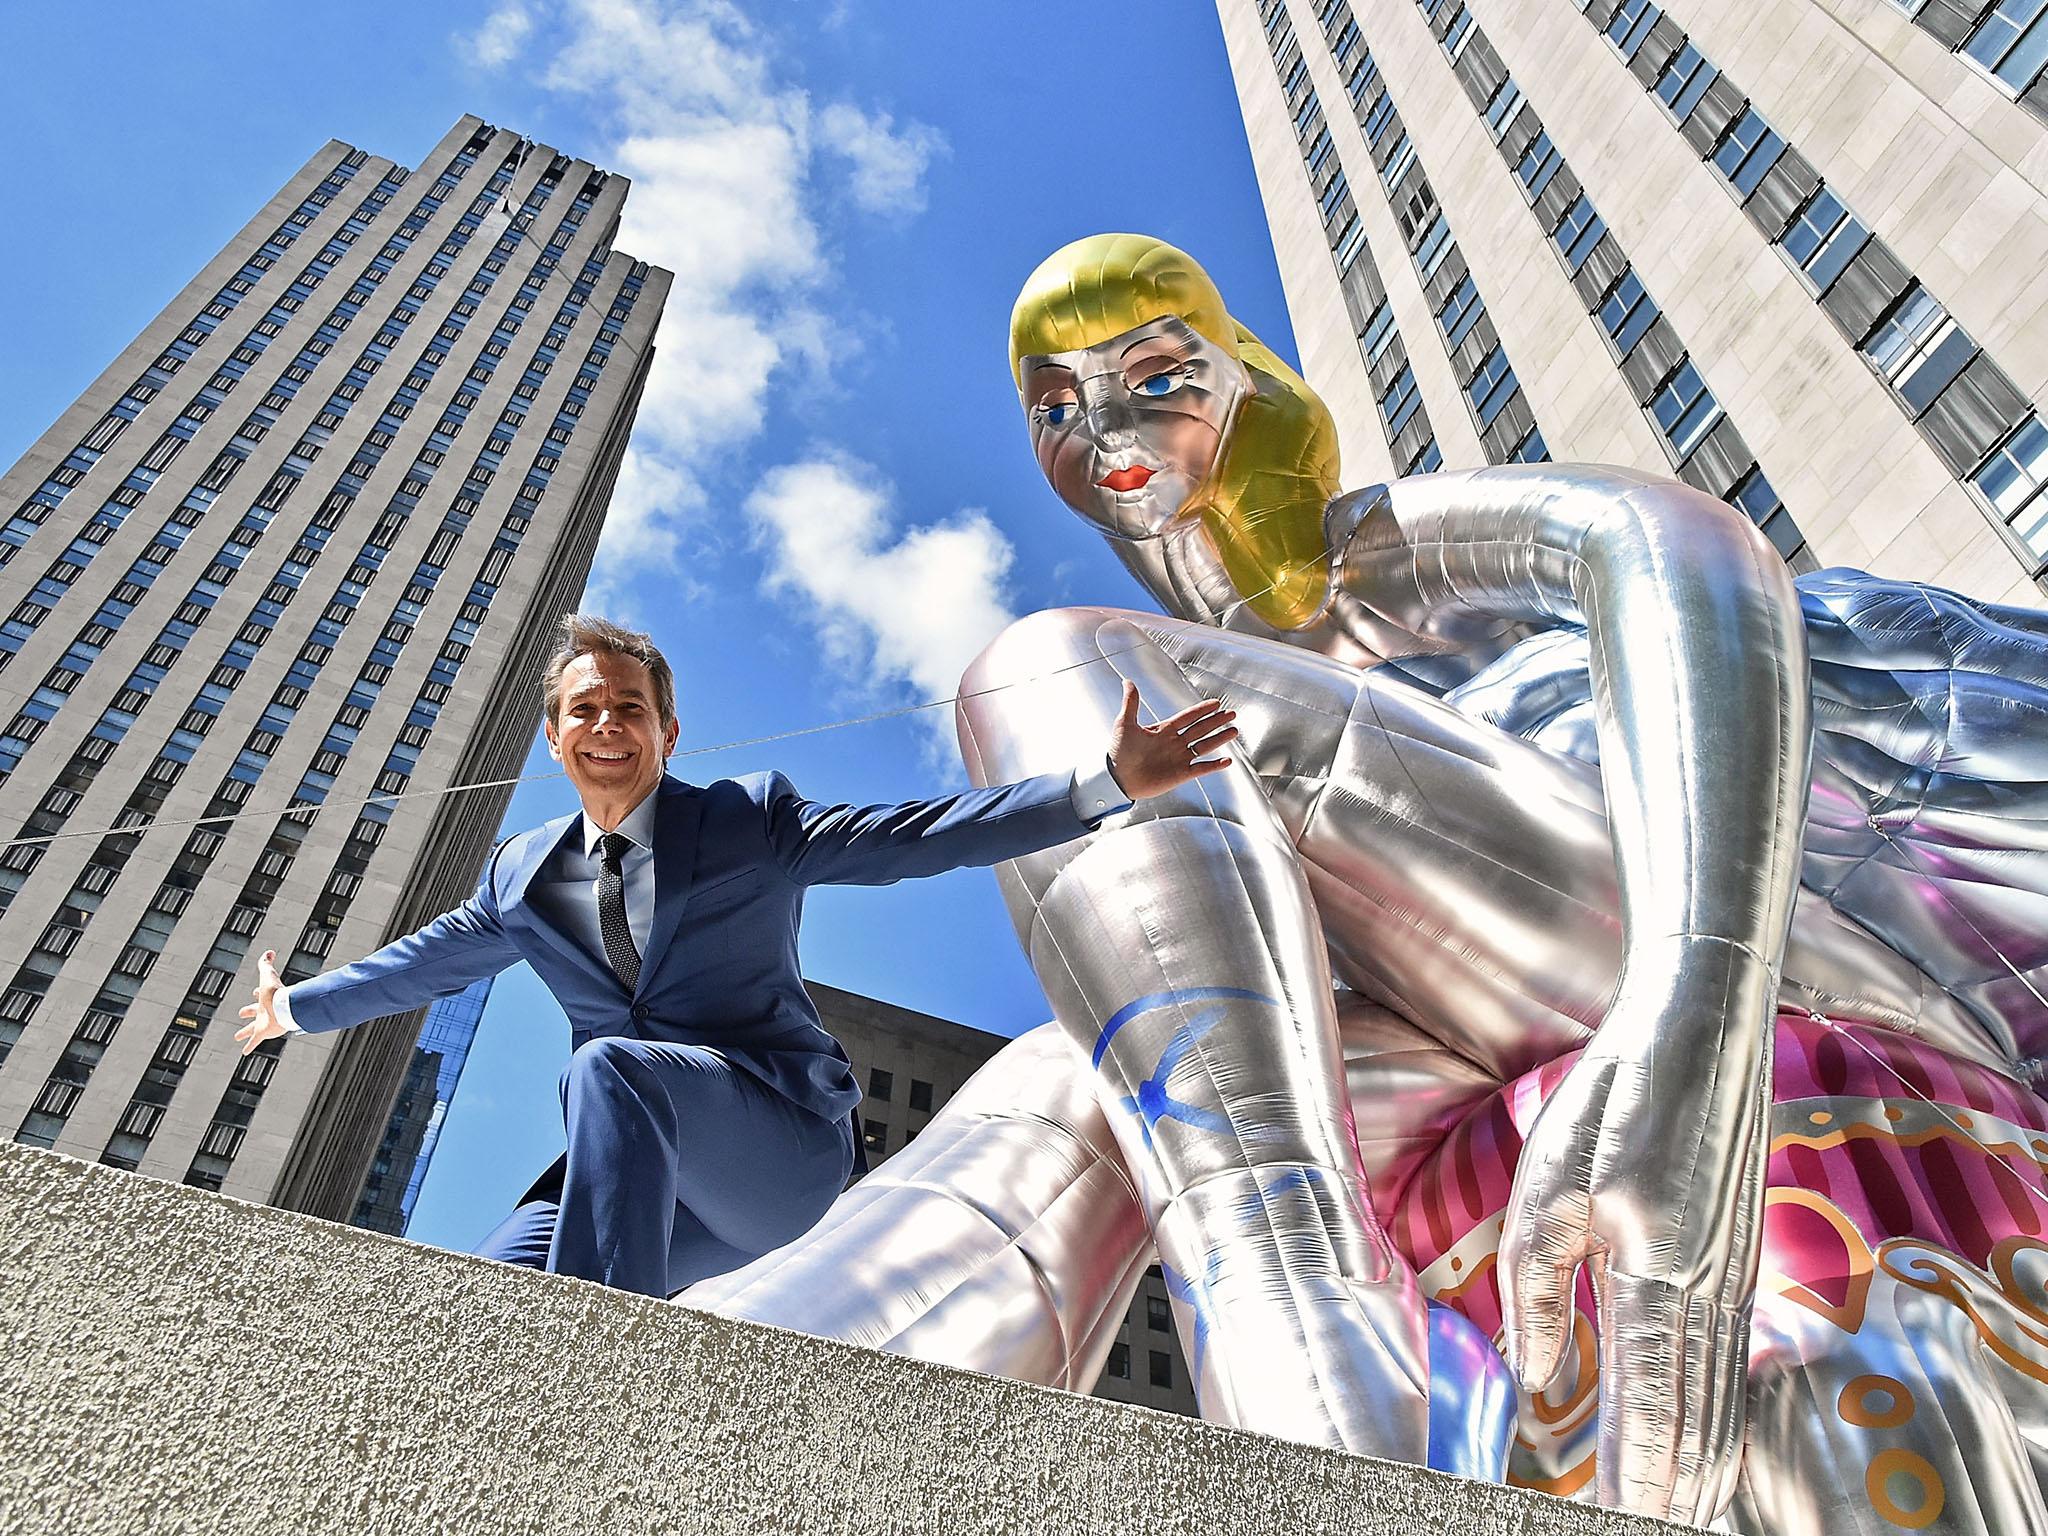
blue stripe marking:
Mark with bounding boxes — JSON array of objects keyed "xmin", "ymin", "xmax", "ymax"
[{"xmin": 1090, "ymin": 986, "xmax": 1277, "ymax": 1068}]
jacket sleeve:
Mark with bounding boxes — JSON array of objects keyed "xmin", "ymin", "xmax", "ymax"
[
  {"xmin": 284, "ymin": 848, "xmax": 523, "ymax": 1035},
  {"xmin": 761, "ymin": 769, "xmax": 1093, "ymax": 888}
]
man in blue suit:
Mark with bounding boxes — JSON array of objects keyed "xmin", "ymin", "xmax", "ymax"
[{"xmin": 236, "ymin": 614, "xmax": 1237, "ymax": 1299}]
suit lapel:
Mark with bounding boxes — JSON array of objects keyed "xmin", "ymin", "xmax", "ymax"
[
  {"xmin": 638, "ymin": 775, "xmax": 703, "ymax": 997},
  {"xmin": 502, "ymin": 811, "xmax": 600, "ymax": 975}
]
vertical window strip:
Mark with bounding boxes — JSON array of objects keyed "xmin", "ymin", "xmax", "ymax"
[
  {"xmin": 1263, "ymin": 0, "xmax": 1441, "ymax": 471},
  {"xmin": 1885, "ymin": 0, "xmax": 2048, "ymax": 122},
  {"xmin": 0, "ymin": 155, "xmax": 512, "ymax": 787},
  {"xmin": 1376, "ymin": 0, "xmax": 1807, "ymax": 560},
  {"xmin": 1307, "ymin": 2, "xmax": 1547, "ymax": 464}
]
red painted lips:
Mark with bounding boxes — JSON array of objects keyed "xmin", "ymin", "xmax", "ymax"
[{"xmin": 1098, "ymin": 466, "xmax": 1155, "ymax": 493}]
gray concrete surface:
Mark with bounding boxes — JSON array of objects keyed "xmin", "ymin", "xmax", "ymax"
[{"xmin": 0, "ymin": 1142, "xmax": 1696, "ymax": 1535}]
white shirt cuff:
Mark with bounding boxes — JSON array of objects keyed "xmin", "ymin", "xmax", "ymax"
[
  {"xmin": 274, "ymin": 983, "xmax": 304, "ymax": 1035},
  {"xmin": 1070, "ymin": 755, "xmax": 1133, "ymax": 825}
]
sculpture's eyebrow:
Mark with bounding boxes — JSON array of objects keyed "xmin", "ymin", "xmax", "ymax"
[
  {"xmin": 1119, "ymin": 326, "xmax": 1188, "ymax": 363},
  {"xmin": 1023, "ymin": 363, "xmax": 1077, "ymax": 400}
]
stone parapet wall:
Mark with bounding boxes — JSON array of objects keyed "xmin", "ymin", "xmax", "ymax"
[{"xmin": 0, "ymin": 1143, "xmax": 1691, "ymax": 1535}]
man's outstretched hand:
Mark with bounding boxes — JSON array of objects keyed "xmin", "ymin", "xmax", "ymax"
[
  {"xmin": 235, "ymin": 950, "xmax": 287, "ymax": 1056},
  {"xmin": 1105, "ymin": 681, "xmax": 1239, "ymax": 800}
]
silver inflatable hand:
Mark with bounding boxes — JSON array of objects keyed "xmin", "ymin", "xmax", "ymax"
[{"xmin": 1332, "ymin": 465, "xmax": 1810, "ymax": 1523}]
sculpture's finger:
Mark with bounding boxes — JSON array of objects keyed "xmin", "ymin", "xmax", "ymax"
[
  {"xmin": 1599, "ymin": 1270, "xmax": 1744, "ymax": 1524},
  {"xmin": 1500, "ymin": 1210, "xmax": 1581, "ymax": 1393}
]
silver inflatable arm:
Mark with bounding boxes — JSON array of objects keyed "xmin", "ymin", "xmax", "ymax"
[{"xmin": 1334, "ymin": 464, "xmax": 1812, "ymax": 1521}]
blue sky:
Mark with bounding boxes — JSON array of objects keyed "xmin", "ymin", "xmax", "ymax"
[{"xmin": 0, "ymin": 1, "xmax": 1295, "ymax": 1251}]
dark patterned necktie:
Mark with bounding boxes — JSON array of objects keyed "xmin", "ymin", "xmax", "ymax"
[{"xmin": 597, "ymin": 831, "xmax": 641, "ymax": 990}]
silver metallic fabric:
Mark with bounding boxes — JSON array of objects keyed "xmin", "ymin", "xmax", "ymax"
[{"xmin": 686, "ymin": 234, "xmax": 2048, "ymax": 1534}]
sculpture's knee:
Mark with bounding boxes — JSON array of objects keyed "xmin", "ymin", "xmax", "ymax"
[{"xmin": 961, "ymin": 606, "xmax": 1121, "ymax": 697}]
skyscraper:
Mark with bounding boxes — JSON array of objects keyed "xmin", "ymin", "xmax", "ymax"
[
  {"xmin": 0, "ymin": 115, "xmax": 669, "ymax": 1219},
  {"xmin": 1217, "ymin": 0, "xmax": 2048, "ymax": 606}
]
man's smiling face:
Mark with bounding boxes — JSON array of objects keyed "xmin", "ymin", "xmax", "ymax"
[{"xmin": 544, "ymin": 650, "xmax": 679, "ymax": 818}]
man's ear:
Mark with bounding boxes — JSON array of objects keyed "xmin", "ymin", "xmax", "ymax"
[
  {"xmin": 544, "ymin": 715, "xmax": 563, "ymax": 761},
  {"xmin": 663, "ymin": 714, "xmax": 680, "ymax": 758}
]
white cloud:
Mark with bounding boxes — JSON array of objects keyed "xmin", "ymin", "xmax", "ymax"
[
  {"xmin": 747, "ymin": 458, "xmax": 1017, "ymax": 743},
  {"xmin": 463, "ymin": 1, "xmax": 534, "ymax": 67},
  {"xmin": 818, "ymin": 103, "xmax": 945, "ymax": 215},
  {"xmin": 475, "ymin": 1, "xmax": 967, "ymax": 732}
]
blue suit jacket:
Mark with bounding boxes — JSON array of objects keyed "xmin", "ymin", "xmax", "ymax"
[{"xmin": 289, "ymin": 769, "xmax": 1091, "ymax": 1134}]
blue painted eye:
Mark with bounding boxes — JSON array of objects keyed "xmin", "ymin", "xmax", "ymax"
[
  {"xmin": 1135, "ymin": 370, "xmax": 1185, "ymax": 397},
  {"xmin": 1043, "ymin": 402, "xmax": 1076, "ymax": 426}
]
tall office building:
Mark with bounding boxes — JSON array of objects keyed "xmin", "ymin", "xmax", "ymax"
[
  {"xmin": 349, "ymin": 976, "xmax": 493, "ymax": 1235},
  {"xmin": 811, "ymin": 983, "xmax": 1200, "ymax": 1418},
  {"xmin": 1218, "ymin": 0, "xmax": 2048, "ymax": 606},
  {"xmin": 0, "ymin": 116, "xmax": 670, "ymax": 1220}
]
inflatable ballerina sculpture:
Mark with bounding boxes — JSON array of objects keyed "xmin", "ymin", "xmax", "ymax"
[{"xmin": 688, "ymin": 235, "xmax": 2048, "ymax": 1535}]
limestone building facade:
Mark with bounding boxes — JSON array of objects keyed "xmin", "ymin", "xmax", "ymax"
[{"xmin": 1217, "ymin": 0, "xmax": 2048, "ymax": 604}]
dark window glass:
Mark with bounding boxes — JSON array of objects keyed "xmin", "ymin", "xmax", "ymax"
[
  {"xmin": 1149, "ymin": 1350, "xmax": 1173, "ymax": 1389},
  {"xmin": 909, "ymin": 1079, "xmax": 933, "ymax": 1113},
  {"xmin": 1598, "ymin": 270, "xmax": 1660, "ymax": 354},
  {"xmin": 1439, "ymin": 276, "xmax": 1483, "ymax": 349},
  {"xmin": 868, "ymin": 1067, "xmax": 893, "ymax": 1101},
  {"xmin": 1147, "ymin": 1294, "xmax": 1172, "ymax": 1331}
]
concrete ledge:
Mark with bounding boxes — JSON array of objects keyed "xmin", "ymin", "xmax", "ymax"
[{"xmin": 0, "ymin": 1143, "xmax": 1692, "ymax": 1534}]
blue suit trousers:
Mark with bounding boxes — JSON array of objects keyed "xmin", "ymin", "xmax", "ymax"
[{"xmin": 473, "ymin": 1036, "xmax": 856, "ymax": 1298}]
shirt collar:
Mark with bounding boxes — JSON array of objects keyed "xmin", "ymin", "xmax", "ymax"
[{"xmin": 581, "ymin": 785, "xmax": 660, "ymax": 859}]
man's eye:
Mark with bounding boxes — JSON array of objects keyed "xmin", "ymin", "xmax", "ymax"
[
  {"xmin": 1041, "ymin": 401, "xmax": 1077, "ymax": 427},
  {"xmin": 1133, "ymin": 370, "xmax": 1186, "ymax": 398}
]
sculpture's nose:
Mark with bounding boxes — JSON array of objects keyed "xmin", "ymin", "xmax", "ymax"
[{"xmin": 1079, "ymin": 373, "xmax": 1136, "ymax": 450}]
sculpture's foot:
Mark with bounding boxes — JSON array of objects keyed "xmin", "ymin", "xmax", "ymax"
[{"xmin": 1153, "ymin": 1165, "xmax": 1432, "ymax": 1464}]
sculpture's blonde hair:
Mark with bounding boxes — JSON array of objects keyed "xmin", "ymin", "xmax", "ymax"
[{"xmin": 1009, "ymin": 234, "xmax": 1339, "ymax": 630}]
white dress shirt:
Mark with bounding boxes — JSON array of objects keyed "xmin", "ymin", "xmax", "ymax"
[{"xmin": 276, "ymin": 759, "xmax": 1130, "ymax": 1034}]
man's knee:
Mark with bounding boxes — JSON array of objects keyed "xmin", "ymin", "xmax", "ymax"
[{"xmin": 561, "ymin": 1035, "xmax": 729, "ymax": 1102}]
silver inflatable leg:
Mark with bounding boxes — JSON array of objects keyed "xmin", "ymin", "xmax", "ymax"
[
  {"xmin": 682, "ymin": 1023, "xmax": 1151, "ymax": 1390},
  {"xmin": 958, "ymin": 607, "xmax": 1430, "ymax": 1460}
]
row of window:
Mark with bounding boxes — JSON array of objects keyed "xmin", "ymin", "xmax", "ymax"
[
  {"xmin": 0, "ymin": 146, "xmax": 512, "ymax": 1093},
  {"xmin": 0, "ymin": 164, "xmax": 404, "ymax": 683},
  {"xmin": 1372, "ymin": 0, "xmax": 1810, "ymax": 564},
  {"xmin": 1306, "ymin": 2, "xmax": 1548, "ymax": 467},
  {"xmin": 1576, "ymin": 0, "xmax": 2048, "ymax": 576},
  {"xmin": 0, "ymin": 143, "xmax": 512, "ymax": 934},
  {"xmin": 0, "ymin": 170, "xmax": 434, "ymax": 776},
  {"xmin": 1261, "ymin": 0, "xmax": 1443, "ymax": 475}
]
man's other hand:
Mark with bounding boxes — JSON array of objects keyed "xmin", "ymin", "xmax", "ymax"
[
  {"xmin": 1106, "ymin": 681, "xmax": 1239, "ymax": 800},
  {"xmin": 235, "ymin": 950, "xmax": 286, "ymax": 1056}
]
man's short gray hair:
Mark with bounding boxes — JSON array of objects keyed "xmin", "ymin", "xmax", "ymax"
[{"xmin": 540, "ymin": 614, "xmax": 677, "ymax": 729}]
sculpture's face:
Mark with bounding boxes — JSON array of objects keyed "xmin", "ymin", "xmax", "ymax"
[{"xmin": 1018, "ymin": 315, "xmax": 1248, "ymax": 540}]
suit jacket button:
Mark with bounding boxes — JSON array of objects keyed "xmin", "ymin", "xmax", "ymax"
[{"xmin": 630, "ymin": 1003, "xmax": 649, "ymax": 1022}]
